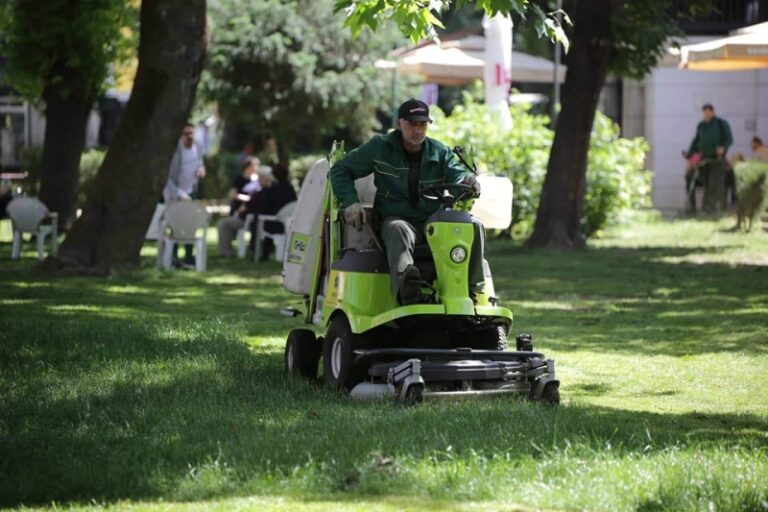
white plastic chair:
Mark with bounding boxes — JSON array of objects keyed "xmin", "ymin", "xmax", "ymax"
[
  {"xmin": 145, "ymin": 203, "xmax": 166, "ymax": 240},
  {"xmin": 236, "ymin": 213, "xmax": 256, "ymax": 259},
  {"xmin": 7, "ymin": 197, "xmax": 58, "ymax": 260},
  {"xmin": 156, "ymin": 201, "xmax": 209, "ymax": 272},
  {"xmin": 254, "ymin": 201, "xmax": 297, "ymax": 262}
]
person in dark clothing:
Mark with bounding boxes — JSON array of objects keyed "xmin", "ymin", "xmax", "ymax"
[
  {"xmin": 228, "ymin": 157, "xmax": 260, "ymax": 215},
  {"xmin": 683, "ymin": 103, "xmax": 733, "ymax": 213},
  {"xmin": 249, "ymin": 163, "xmax": 297, "ymax": 260},
  {"xmin": 217, "ymin": 165, "xmax": 273, "ymax": 257}
]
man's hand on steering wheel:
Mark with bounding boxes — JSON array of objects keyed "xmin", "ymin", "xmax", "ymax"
[{"xmin": 461, "ymin": 174, "xmax": 481, "ymax": 198}]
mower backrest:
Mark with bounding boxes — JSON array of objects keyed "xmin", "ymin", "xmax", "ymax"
[
  {"xmin": 340, "ymin": 174, "xmax": 378, "ymax": 251},
  {"xmin": 342, "ymin": 206, "xmax": 378, "ymax": 252},
  {"xmin": 354, "ymin": 174, "xmax": 377, "ymax": 207}
]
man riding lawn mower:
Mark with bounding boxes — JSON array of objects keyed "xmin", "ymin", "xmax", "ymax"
[{"xmin": 280, "ymin": 99, "xmax": 560, "ymax": 404}]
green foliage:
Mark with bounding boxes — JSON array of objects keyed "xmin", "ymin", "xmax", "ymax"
[
  {"xmin": 78, "ymin": 148, "xmax": 106, "ymax": 205},
  {"xmin": 583, "ymin": 112, "xmax": 652, "ymax": 235},
  {"xmin": 733, "ymin": 160, "xmax": 768, "ymax": 220},
  {"xmin": 734, "ymin": 160, "xmax": 768, "ymax": 194},
  {"xmin": 609, "ymin": 0, "xmax": 710, "ymax": 79},
  {"xmin": 19, "ymin": 145, "xmax": 42, "ymax": 196},
  {"xmin": 0, "ymin": 0, "xmax": 137, "ymax": 103},
  {"xmin": 430, "ymin": 95, "xmax": 550, "ymax": 234},
  {"xmin": 430, "ymin": 94, "xmax": 650, "ymax": 236},
  {"xmin": 289, "ymin": 153, "xmax": 327, "ymax": 182},
  {"xmin": 334, "ymin": 0, "xmax": 570, "ymax": 49},
  {"xmin": 198, "ymin": 152, "xmax": 241, "ymax": 202},
  {"xmin": 203, "ymin": 0, "xmax": 406, "ymax": 156}
]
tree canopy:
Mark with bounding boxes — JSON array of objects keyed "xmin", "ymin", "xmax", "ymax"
[
  {"xmin": 203, "ymin": 0, "xmax": 408, "ymax": 158},
  {"xmin": 0, "ymin": 0, "xmax": 135, "ymax": 105},
  {"xmin": 334, "ymin": 0, "xmax": 570, "ymax": 49}
]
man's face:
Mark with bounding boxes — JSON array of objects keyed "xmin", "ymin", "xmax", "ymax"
[
  {"xmin": 751, "ymin": 140, "xmax": 760, "ymax": 152},
  {"xmin": 181, "ymin": 127, "xmax": 195, "ymax": 148},
  {"xmin": 702, "ymin": 108, "xmax": 714, "ymax": 122},
  {"xmin": 398, "ymin": 119, "xmax": 428, "ymax": 147}
]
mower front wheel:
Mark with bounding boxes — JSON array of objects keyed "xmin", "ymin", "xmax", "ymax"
[
  {"xmin": 533, "ymin": 380, "xmax": 560, "ymax": 406},
  {"xmin": 285, "ymin": 329, "xmax": 320, "ymax": 380},
  {"xmin": 473, "ymin": 325, "xmax": 509, "ymax": 351},
  {"xmin": 323, "ymin": 315, "xmax": 361, "ymax": 392}
]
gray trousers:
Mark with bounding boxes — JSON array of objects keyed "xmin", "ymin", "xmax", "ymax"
[
  {"xmin": 217, "ymin": 215, "xmax": 245, "ymax": 257},
  {"xmin": 380, "ymin": 216, "xmax": 485, "ymax": 296}
]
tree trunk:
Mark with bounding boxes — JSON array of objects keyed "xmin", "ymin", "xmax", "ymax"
[
  {"xmin": 51, "ymin": 0, "xmax": 206, "ymax": 274},
  {"xmin": 527, "ymin": 0, "xmax": 620, "ymax": 249},
  {"xmin": 37, "ymin": 85, "xmax": 92, "ymax": 231}
]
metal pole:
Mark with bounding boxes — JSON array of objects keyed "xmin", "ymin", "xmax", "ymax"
[{"xmin": 552, "ymin": 0, "xmax": 563, "ymax": 124}]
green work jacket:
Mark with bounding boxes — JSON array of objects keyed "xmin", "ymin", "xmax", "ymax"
[
  {"xmin": 687, "ymin": 116, "xmax": 733, "ymax": 159},
  {"xmin": 330, "ymin": 130, "xmax": 469, "ymax": 223}
]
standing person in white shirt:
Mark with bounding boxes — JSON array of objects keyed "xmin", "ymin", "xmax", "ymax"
[{"xmin": 163, "ymin": 123, "xmax": 206, "ymax": 267}]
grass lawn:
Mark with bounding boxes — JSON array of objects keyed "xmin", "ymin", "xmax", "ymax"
[{"xmin": 1, "ymin": 216, "xmax": 766, "ymax": 511}]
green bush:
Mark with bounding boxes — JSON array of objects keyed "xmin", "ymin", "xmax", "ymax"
[
  {"xmin": 19, "ymin": 147, "xmax": 109, "ymax": 206},
  {"xmin": 733, "ymin": 160, "xmax": 768, "ymax": 219},
  {"xmin": 78, "ymin": 148, "xmax": 106, "ymax": 205},
  {"xmin": 199, "ymin": 152, "xmax": 238, "ymax": 201},
  {"xmin": 289, "ymin": 153, "xmax": 326, "ymax": 183},
  {"xmin": 583, "ymin": 113, "xmax": 652, "ymax": 235},
  {"xmin": 430, "ymin": 96, "xmax": 651, "ymax": 237}
]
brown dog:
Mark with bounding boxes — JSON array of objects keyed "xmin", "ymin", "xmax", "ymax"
[{"xmin": 736, "ymin": 174, "xmax": 766, "ymax": 232}]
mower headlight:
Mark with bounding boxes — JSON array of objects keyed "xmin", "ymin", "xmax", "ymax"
[{"xmin": 450, "ymin": 246, "xmax": 467, "ymax": 263}]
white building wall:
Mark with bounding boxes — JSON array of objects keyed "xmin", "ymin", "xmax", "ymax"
[{"xmin": 642, "ymin": 68, "xmax": 768, "ymax": 213}]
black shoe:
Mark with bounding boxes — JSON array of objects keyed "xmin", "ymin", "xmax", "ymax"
[{"xmin": 398, "ymin": 265, "xmax": 422, "ymax": 305}]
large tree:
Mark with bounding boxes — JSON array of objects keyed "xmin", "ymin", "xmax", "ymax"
[
  {"xmin": 203, "ymin": 0, "xmax": 407, "ymax": 162},
  {"xmin": 0, "ymin": 0, "xmax": 135, "ymax": 230},
  {"xmin": 52, "ymin": 0, "xmax": 206, "ymax": 274},
  {"xmin": 336, "ymin": 0, "xmax": 705, "ymax": 248}
]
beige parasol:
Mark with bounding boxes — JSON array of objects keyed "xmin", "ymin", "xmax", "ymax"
[{"xmin": 680, "ymin": 22, "xmax": 768, "ymax": 71}]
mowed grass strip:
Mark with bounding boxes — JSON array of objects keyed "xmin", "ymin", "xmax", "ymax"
[{"xmin": 0, "ymin": 217, "xmax": 766, "ymax": 511}]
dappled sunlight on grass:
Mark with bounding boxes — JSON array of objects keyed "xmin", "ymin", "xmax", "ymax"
[{"xmin": 0, "ymin": 218, "xmax": 766, "ymax": 510}]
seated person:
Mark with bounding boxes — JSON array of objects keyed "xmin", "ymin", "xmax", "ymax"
[
  {"xmin": 250, "ymin": 163, "xmax": 297, "ymax": 261},
  {"xmin": 330, "ymin": 99, "xmax": 481, "ymax": 305},
  {"xmin": 228, "ymin": 157, "xmax": 261, "ymax": 215},
  {"xmin": 745, "ymin": 136, "xmax": 768, "ymax": 163},
  {"xmin": 217, "ymin": 165, "xmax": 273, "ymax": 257}
]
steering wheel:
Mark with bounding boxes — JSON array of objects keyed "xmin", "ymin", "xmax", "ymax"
[{"xmin": 421, "ymin": 182, "xmax": 475, "ymax": 207}]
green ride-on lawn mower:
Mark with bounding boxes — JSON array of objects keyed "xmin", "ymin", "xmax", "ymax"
[{"xmin": 280, "ymin": 147, "xmax": 559, "ymax": 405}]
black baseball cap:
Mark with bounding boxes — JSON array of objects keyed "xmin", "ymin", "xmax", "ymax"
[{"xmin": 398, "ymin": 99, "xmax": 432, "ymax": 122}]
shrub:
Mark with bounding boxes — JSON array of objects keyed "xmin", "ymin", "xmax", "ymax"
[
  {"xmin": 733, "ymin": 160, "xmax": 768, "ymax": 221},
  {"xmin": 430, "ymin": 96, "xmax": 651, "ymax": 237},
  {"xmin": 78, "ymin": 148, "xmax": 106, "ymax": 205},
  {"xmin": 584, "ymin": 113, "xmax": 652, "ymax": 235}
]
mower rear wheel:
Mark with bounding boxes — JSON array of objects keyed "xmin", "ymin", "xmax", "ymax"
[
  {"xmin": 285, "ymin": 329, "xmax": 320, "ymax": 380},
  {"xmin": 472, "ymin": 325, "xmax": 508, "ymax": 351},
  {"xmin": 323, "ymin": 315, "xmax": 361, "ymax": 391}
]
